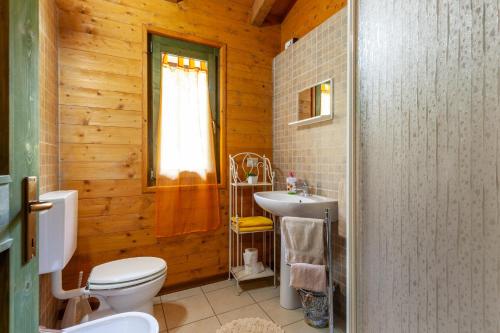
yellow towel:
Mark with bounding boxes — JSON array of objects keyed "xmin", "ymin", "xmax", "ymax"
[
  {"xmin": 236, "ymin": 225, "xmax": 274, "ymax": 232},
  {"xmin": 231, "ymin": 216, "xmax": 273, "ymax": 228}
]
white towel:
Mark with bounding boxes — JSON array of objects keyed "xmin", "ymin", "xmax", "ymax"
[
  {"xmin": 281, "ymin": 216, "xmax": 324, "ymax": 265},
  {"xmin": 290, "ymin": 263, "xmax": 327, "ymax": 292}
]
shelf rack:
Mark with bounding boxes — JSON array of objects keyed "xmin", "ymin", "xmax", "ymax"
[{"xmin": 228, "ymin": 152, "xmax": 276, "ymax": 292}]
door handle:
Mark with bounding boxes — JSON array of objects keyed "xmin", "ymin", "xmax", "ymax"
[
  {"xmin": 24, "ymin": 176, "xmax": 53, "ymax": 262},
  {"xmin": 28, "ymin": 201, "xmax": 53, "ymax": 212}
]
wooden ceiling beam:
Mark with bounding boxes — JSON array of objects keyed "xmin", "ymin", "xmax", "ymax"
[{"xmin": 249, "ymin": 0, "xmax": 277, "ymax": 26}]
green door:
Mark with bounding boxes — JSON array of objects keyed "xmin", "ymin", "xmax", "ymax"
[{"xmin": 0, "ymin": 0, "xmax": 40, "ymax": 332}]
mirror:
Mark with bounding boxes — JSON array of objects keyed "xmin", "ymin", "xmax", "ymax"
[{"xmin": 290, "ymin": 79, "xmax": 333, "ymax": 126}]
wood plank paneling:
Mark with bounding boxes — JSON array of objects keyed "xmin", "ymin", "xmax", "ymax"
[
  {"xmin": 60, "ymin": 106, "xmax": 142, "ymax": 128},
  {"xmin": 61, "ymin": 124, "xmax": 142, "ymax": 144},
  {"xmin": 78, "ymin": 195, "xmax": 154, "ymax": 217},
  {"xmin": 78, "ymin": 214, "xmax": 153, "ymax": 237},
  {"xmin": 58, "ymin": 0, "xmax": 279, "ymax": 289},
  {"xmin": 76, "ymin": 229, "xmax": 157, "ymax": 254},
  {"xmin": 60, "ymin": 85, "xmax": 142, "ymax": 110},
  {"xmin": 59, "ymin": 48, "xmax": 143, "ymax": 77},
  {"xmin": 61, "ymin": 161, "xmax": 141, "ymax": 180},
  {"xmin": 58, "ymin": 9, "xmax": 143, "ymax": 43},
  {"xmin": 280, "ymin": 0, "xmax": 346, "ymax": 50},
  {"xmin": 249, "ymin": 0, "xmax": 276, "ymax": 26},
  {"xmin": 61, "ymin": 143, "xmax": 141, "ymax": 162},
  {"xmin": 59, "ymin": 30, "xmax": 142, "ymax": 60},
  {"xmin": 61, "ymin": 179, "xmax": 143, "ymax": 198},
  {"xmin": 357, "ymin": 0, "xmax": 500, "ymax": 331},
  {"xmin": 60, "ymin": 66, "xmax": 142, "ymax": 94}
]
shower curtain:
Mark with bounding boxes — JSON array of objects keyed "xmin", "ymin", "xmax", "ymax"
[{"xmin": 155, "ymin": 55, "xmax": 220, "ymax": 237}]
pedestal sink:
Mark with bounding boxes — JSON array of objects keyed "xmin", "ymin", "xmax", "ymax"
[
  {"xmin": 253, "ymin": 191, "xmax": 338, "ymax": 310},
  {"xmin": 254, "ymin": 191, "xmax": 337, "ymax": 220}
]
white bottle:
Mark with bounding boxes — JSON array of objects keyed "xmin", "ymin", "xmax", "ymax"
[{"xmin": 286, "ymin": 171, "xmax": 297, "ymax": 194}]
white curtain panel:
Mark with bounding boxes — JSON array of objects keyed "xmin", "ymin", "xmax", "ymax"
[{"xmin": 158, "ymin": 65, "xmax": 212, "ymax": 180}]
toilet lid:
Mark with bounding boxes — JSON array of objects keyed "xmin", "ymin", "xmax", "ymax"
[{"xmin": 88, "ymin": 257, "xmax": 167, "ymax": 286}]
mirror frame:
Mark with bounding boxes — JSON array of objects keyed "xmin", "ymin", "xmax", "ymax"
[{"xmin": 288, "ymin": 78, "xmax": 334, "ymax": 127}]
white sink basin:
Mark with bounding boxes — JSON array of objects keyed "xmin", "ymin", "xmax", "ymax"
[
  {"xmin": 254, "ymin": 191, "xmax": 337, "ymax": 219},
  {"xmin": 63, "ymin": 312, "xmax": 158, "ymax": 333}
]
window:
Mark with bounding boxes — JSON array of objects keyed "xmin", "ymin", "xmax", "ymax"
[{"xmin": 146, "ymin": 32, "xmax": 224, "ymax": 188}]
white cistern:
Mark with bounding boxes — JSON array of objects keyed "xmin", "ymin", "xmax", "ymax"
[{"xmin": 38, "ymin": 190, "xmax": 167, "ymax": 321}]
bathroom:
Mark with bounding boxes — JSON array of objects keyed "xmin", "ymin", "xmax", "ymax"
[{"xmin": 1, "ymin": 0, "xmax": 499, "ymax": 332}]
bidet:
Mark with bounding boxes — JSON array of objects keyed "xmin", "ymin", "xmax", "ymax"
[{"xmin": 62, "ymin": 312, "xmax": 158, "ymax": 333}]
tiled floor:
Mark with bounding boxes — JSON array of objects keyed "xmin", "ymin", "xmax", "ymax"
[{"xmin": 153, "ymin": 279, "xmax": 346, "ymax": 333}]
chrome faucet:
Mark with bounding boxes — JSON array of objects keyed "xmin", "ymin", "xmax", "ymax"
[{"xmin": 297, "ymin": 181, "xmax": 310, "ymax": 196}]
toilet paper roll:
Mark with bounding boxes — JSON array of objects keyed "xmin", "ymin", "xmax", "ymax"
[
  {"xmin": 243, "ymin": 250, "xmax": 258, "ymax": 265},
  {"xmin": 246, "ymin": 262, "xmax": 264, "ymax": 275}
]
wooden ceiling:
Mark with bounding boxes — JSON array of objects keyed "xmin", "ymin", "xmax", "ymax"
[
  {"xmin": 249, "ymin": 0, "xmax": 297, "ymax": 26},
  {"xmin": 167, "ymin": 0, "xmax": 296, "ymax": 27}
]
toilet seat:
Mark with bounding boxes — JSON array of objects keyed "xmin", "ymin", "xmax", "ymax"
[{"xmin": 87, "ymin": 257, "xmax": 167, "ymax": 291}]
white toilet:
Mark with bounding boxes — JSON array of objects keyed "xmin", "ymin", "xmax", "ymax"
[{"xmin": 38, "ymin": 190, "xmax": 167, "ymax": 319}]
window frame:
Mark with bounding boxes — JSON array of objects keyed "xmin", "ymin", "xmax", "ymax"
[{"xmin": 142, "ymin": 26, "xmax": 227, "ymax": 192}]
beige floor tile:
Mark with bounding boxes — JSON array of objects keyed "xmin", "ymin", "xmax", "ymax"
[
  {"xmin": 201, "ymin": 279, "xmax": 235, "ymax": 293},
  {"xmin": 283, "ymin": 320, "xmax": 328, "ymax": 333},
  {"xmin": 283, "ymin": 319, "xmax": 345, "ymax": 333},
  {"xmin": 217, "ymin": 304, "xmax": 271, "ymax": 325},
  {"xmin": 205, "ymin": 285, "xmax": 255, "ymax": 314},
  {"xmin": 169, "ymin": 316, "xmax": 221, "ymax": 333},
  {"xmin": 248, "ymin": 285, "xmax": 280, "ymax": 303},
  {"xmin": 259, "ymin": 297, "xmax": 304, "ymax": 326},
  {"xmin": 164, "ymin": 294, "xmax": 215, "ymax": 329},
  {"xmin": 153, "ymin": 304, "xmax": 167, "ymax": 332},
  {"xmin": 161, "ymin": 287, "xmax": 203, "ymax": 302}
]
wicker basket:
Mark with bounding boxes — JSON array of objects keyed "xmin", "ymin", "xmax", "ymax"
[{"xmin": 298, "ymin": 289, "xmax": 329, "ymax": 328}]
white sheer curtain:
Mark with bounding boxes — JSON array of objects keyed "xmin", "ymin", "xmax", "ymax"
[
  {"xmin": 157, "ymin": 63, "xmax": 213, "ymax": 180},
  {"xmin": 155, "ymin": 58, "xmax": 220, "ymax": 238}
]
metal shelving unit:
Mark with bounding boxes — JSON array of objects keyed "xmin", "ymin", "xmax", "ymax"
[{"xmin": 228, "ymin": 152, "xmax": 276, "ymax": 292}]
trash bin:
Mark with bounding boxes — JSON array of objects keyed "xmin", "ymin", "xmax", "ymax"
[{"xmin": 297, "ymin": 289, "xmax": 329, "ymax": 328}]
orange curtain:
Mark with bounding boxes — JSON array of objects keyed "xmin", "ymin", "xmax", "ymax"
[{"xmin": 155, "ymin": 54, "xmax": 220, "ymax": 237}]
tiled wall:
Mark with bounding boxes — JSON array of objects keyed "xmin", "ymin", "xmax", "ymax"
[
  {"xmin": 39, "ymin": 0, "xmax": 59, "ymax": 195},
  {"xmin": 39, "ymin": 0, "xmax": 60, "ymax": 328},
  {"xmin": 273, "ymin": 8, "xmax": 347, "ymax": 315}
]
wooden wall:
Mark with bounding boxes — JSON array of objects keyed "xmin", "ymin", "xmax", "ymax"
[
  {"xmin": 56, "ymin": 0, "xmax": 280, "ymax": 289},
  {"xmin": 280, "ymin": 0, "xmax": 346, "ymax": 49},
  {"xmin": 357, "ymin": 0, "xmax": 500, "ymax": 331}
]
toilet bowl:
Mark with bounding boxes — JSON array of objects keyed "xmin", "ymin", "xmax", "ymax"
[
  {"xmin": 85, "ymin": 257, "xmax": 166, "ymax": 316},
  {"xmin": 38, "ymin": 190, "xmax": 167, "ymax": 319}
]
